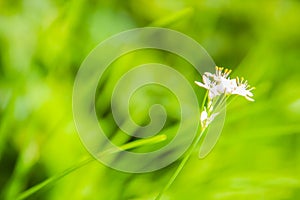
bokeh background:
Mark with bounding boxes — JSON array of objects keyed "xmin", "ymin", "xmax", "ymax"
[{"xmin": 1, "ymin": 0, "xmax": 300, "ymax": 199}]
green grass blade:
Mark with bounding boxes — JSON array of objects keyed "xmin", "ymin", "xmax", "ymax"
[{"xmin": 17, "ymin": 134, "xmax": 167, "ymax": 200}]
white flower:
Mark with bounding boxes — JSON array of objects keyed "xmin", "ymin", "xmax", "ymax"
[
  {"xmin": 195, "ymin": 71, "xmax": 225, "ymax": 99},
  {"xmin": 209, "ymin": 67, "xmax": 238, "ymax": 94},
  {"xmin": 195, "ymin": 67, "xmax": 234, "ymax": 99},
  {"xmin": 195, "ymin": 77, "xmax": 219, "ymax": 100},
  {"xmin": 195, "ymin": 66, "xmax": 255, "ymax": 101},
  {"xmin": 232, "ymin": 77, "xmax": 255, "ymax": 101}
]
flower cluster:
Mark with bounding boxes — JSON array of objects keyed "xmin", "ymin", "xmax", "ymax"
[
  {"xmin": 195, "ymin": 67, "xmax": 255, "ymax": 101},
  {"xmin": 195, "ymin": 66, "xmax": 255, "ymax": 129}
]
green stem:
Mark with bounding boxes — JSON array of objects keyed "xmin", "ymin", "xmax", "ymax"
[
  {"xmin": 201, "ymin": 91, "xmax": 208, "ymax": 111},
  {"xmin": 155, "ymin": 128, "xmax": 206, "ymax": 200},
  {"xmin": 17, "ymin": 134, "xmax": 167, "ymax": 200}
]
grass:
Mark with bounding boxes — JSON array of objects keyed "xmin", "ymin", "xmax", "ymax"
[{"xmin": 1, "ymin": 0, "xmax": 300, "ymax": 199}]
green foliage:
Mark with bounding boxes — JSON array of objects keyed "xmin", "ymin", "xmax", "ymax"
[{"xmin": 1, "ymin": 0, "xmax": 300, "ymax": 199}]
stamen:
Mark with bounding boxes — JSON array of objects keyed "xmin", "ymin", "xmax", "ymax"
[
  {"xmin": 236, "ymin": 77, "xmax": 240, "ymax": 85},
  {"xmin": 241, "ymin": 77, "xmax": 244, "ymax": 83}
]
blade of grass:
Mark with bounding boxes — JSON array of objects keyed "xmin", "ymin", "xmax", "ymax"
[{"xmin": 17, "ymin": 134, "xmax": 167, "ymax": 200}]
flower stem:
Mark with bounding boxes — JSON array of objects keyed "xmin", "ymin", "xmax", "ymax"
[
  {"xmin": 154, "ymin": 91, "xmax": 208, "ymax": 199},
  {"xmin": 201, "ymin": 91, "xmax": 208, "ymax": 110},
  {"xmin": 155, "ymin": 128, "xmax": 205, "ymax": 200}
]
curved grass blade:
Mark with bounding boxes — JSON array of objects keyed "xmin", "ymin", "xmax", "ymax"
[{"xmin": 17, "ymin": 134, "xmax": 167, "ymax": 200}]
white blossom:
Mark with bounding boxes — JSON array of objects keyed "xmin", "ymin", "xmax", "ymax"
[
  {"xmin": 195, "ymin": 74, "xmax": 218, "ymax": 99},
  {"xmin": 231, "ymin": 77, "xmax": 255, "ymax": 101},
  {"xmin": 195, "ymin": 66, "xmax": 255, "ymax": 101}
]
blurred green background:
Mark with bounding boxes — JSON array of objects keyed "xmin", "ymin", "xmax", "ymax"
[{"xmin": 1, "ymin": 0, "xmax": 300, "ymax": 199}]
